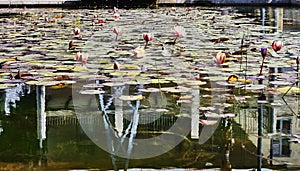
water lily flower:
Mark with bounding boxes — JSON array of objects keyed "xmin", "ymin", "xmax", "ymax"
[
  {"xmin": 69, "ymin": 40, "xmax": 74, "ymax": 50},
  {"xmin": 272, "ymin": 40, "xmax": 283, "ymax": 52},
  {"xmin": 114, "ymin": 61, "xmax": 120, "ymax": 70},
  {"xmin": 44, "ymin": 16, "xmax": 49, "ymax": 23},
  {"xmin": 261, "ymin": 48, "xmax": 268, "ymax": 58},
  {"xmin": 76, "ymin": 52, "xmax": 81, "ymax": 61},
  {"xmin": 114, "ymin": 13, "xmax": 120, "ymax": 21},
  {"xmin": 215, "ymin": 51, "xmax": 226, "ymax": 64},
  {"xmin": 112, "ymin": 27, "xmax": 122, "ymax": 40},
  {"xmin": 113, "ymin": 7, "xmax": 118, "ymax": 13},
  {"xmin": 73, "ymin": 27, "xmax": 80, "ymax": 35},
  {"xmin": 260, "ymin": 48, "xmax": 268, "ymax": 75},
  {"xmin": 143, "ymin": 33, "xmax": 153, "ymax": 47},
  {"xmin": 76, "ymin": 52, "xmax": 88, "ymax": 65},
  {"xmin": 174, "ymin": 26, "xmax": 186, "ymax": 38},
  {"xmin": 134, "ymin": 46, "xmax": 145, "ymax": 58},
  {"xmin": 81, "ymin": 53, "xmax": 88, "ymax": 65}
]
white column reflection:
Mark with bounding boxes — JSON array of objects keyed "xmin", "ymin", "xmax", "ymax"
[
  {"xmin": 36, "ymin": 85, "xmax": 46, "ymax": 149},
  {"xmin": 191, "ymin": 85, "xmax": 200, "ymax": 139},
  {"xmin": 114, "ymin": 88, "xmax": 124, "ymax": 137},
  {"xmin": 275, "ymin": 8, "xmax": 283, "ymax": 33}
]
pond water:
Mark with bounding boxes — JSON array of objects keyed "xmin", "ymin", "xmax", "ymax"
[{"xmin": 0, "ymin": 6, "xmax": 300, "ymax": 171}]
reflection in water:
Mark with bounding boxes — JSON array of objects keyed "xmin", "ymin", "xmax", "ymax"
[
  {"xmin": 0, "ymin": 82, "xmax": 296, "ymax": 170},
  {"xmin": 99, "ymin": 84, "xmax": 137, "ymax": 170},
  {"xmin": 36, "ymin": 85, "xmax": 46, "ymax": 149},
  {"xmin": 257, "ymin": 91, "xmax": 266, "ymax": 171},
  {"xmin": 191, "ymin": 86, "xmax": 200, "ymax": 139},
  {"xmin": 220, "ymin": 118, "xmax": 233, "ymax": 171},
  {"xmin": 3, "ymin": 83, "xmax": 30, "ymax": 115}
]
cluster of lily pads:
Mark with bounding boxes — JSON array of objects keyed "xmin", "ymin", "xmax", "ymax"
[{"xmin": 0, "ymin": 7, "xmax": 299, "ymax": 115}]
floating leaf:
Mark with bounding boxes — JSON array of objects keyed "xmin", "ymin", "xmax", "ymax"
[
  {"xmin": 269, "ymin": 81, "xmax": 292, "ymax": 86},
  {"xmin": 139, "ymin": 88, "xmax": 160, "ymax": 93},
  {"xmin": 0, "ymin": 84, "xmax": 17, "ymax": 89},
  {"xmin": 151, "ymin": 79, "xmax": 170, "ymax": 84},
  {"xmin": 72, "ymin": 65, "xmax": 89, "ymax": 72},
  {"xmin": 83, "ymin": 84, "xmax": 104, "ymax": 88},
  {"xmin": 199, "ymin": 119, "xmax": 218, "ymax": 126},
  {"xmin": 102, "ymin": 82, "xmax": 125, "ymax": 87},
  {"xmin": 119, "ymin": 95, "xmax": 144, "ymax": 101},
  {"xmin": 277, "ymin": 86, "xmax": 300, "ymax": 94},
  {"xmin": 182, "ymin": 80, "xmax": 207, "ymax": 86},
  {"xmin": 80, "ymin": 89, "xmax": 105, "ymax": 95}
]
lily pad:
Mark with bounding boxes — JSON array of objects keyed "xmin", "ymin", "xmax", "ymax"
[
  {"xmin": 80, "ymin": 89, "xmax": 105, "ymax": 95},
  {"xmin": 119, "ymin": 95, "xmax": 144, "ymax": 101}
]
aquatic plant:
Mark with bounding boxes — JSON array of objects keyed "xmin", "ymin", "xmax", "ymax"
[
  {"xmin": 143, "ymin": 33, "xmax": 153, "ymax": 47},
  {"xmin": 112, "ymin": 27, "xmax": 122, "ymax": 40},
  {"xmin": 215, "ymin": 51, "xmax": 226, "ymax": 64},
  {"xmin": 75, "ymin": 52, "xmax": 88, "ymax": 65},
  {"xmin": 114, "ymin": 13, "xmax": 120, "ymax": 21},
  {"xmin": 174, "ymin": 25, "xmax": 186, "ymax": 38},
  {"xmin": 69, "ymin": 40, "xmax": 74, "ymax": 50},
  {"xmin": 114, "ymin": 61, "xmax": 120, "ymax": 70},
  {"xmin": 134, "ymin": 46, "xmax": 145, "ymax": 58},
  {"xmin": 259, "ymin": 48, "xmax": 268, "ymax": 76},
  {"xmin": 271, "ymin": 40, "xmax": 283, "ymax": 52},
  {"xmin": 73, "ymin": 27, "xmax": 80, "ymax": 35}
]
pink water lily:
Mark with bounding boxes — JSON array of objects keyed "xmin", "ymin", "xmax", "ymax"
[
  {"xmin": 76, "ymin": 52, "xmax": 88, "ymax": 65},
  {"xmin": 114, "ymin": 13, "xmax": 120, "ymax": 21},
  {"xmin": 272, "ymin": 40, "xmax": 283, "ymax": 52},
  {"xmin": 113, "ymin": 7, "xmax": 118, "ymax": 13},
  {"xmin": 81, "ymin": 54, "xmax": 88, "ymax": 65},
  {"xmin": 174, "ymin": 26, "xmax": 186, "ymax": 38},
  {"xmin": 76, "ymin": 52, "xmax": 81, "ymax": 61},
  {"xmin": 112, "ymin": 27, "xmax": 122, "ymax": 40},
  {"xmin": 114, "ymin": 61, "xmax": 120, "ymax": 70},
  {"xmin": 215, "ymin": 51, "xmax": 226, "ymax": 64},
  {"xmin": 69, "ymin": 40, "xmax": 74, "ymax": 49},
  {"xmin": 73, "ymin": 27, "xmax": 80, "ymax": 35},
  {"xmin": 143, "ymin": 33, "xmax": 153, "ymax": 47},
  {"xmin": 44, "ymin": 16, "xmax": 49, "ymax": 23}
]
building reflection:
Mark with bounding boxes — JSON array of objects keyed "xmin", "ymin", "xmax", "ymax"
[
  {"xmin": 234, "ymin": 65, "xmax": 300, "ymax": 169},
  {"xmin": 259, "ymin": 7, "xmax": 283, "ymax": 33},
  {"xmin": 1, "ymin": 77, "xmax": 299, "ymax": 169}
]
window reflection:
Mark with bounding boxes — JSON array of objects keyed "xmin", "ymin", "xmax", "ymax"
[{"xmin": 273, "ymin": 138, "xmax": 291, "ymax": 157}]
